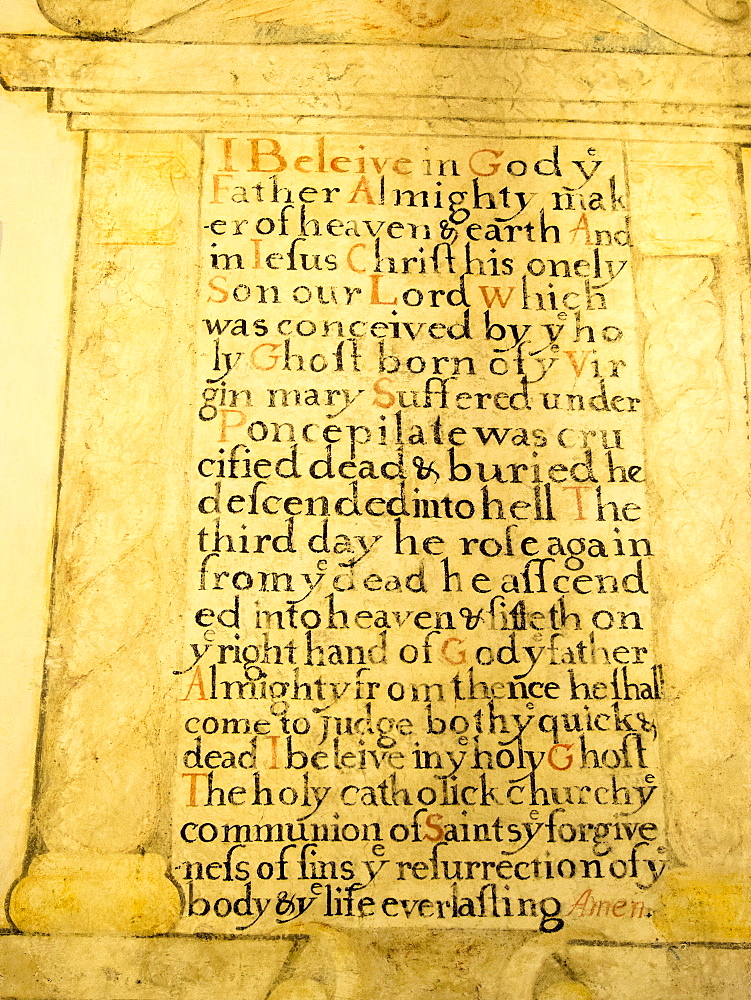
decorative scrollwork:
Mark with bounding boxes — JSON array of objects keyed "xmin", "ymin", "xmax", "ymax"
[{"xmin": 706, "ymin": 0, "xmax": 748, "ymax": 22}]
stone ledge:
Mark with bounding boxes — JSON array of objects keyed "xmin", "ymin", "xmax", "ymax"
[
  {"xmin": 0, "ymin": 934, "xmax": 750, "ymax": 1000},
  {"xmin": 0, "ymin": 933, "xmax": 300, "ymax": 1000},
  {"xmin": 1, "ymin": 36, "xmax": 751, "ymax": 108}
]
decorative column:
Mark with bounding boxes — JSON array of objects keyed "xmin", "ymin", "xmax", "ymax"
[
  {"xmin": 9, "ymin": 131, "xmax": 201, "ymax": 934},
  {"xmin": 628, "ymin": 141, "xmax": 751, "ymax": 940}
]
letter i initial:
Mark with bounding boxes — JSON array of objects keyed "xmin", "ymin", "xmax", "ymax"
[{"xmin": 222, "ymin": 138, "xmax": 238, "ymax": 172}]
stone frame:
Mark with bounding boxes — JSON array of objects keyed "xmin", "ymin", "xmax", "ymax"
[{"xmin": 3, "ymin": 32, "xmax": 751, "ymax": 999}]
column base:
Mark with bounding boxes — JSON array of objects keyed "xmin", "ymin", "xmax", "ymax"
[
  {"xmin": 9, "ymin": 853, "xmax": 181, "ymax": 935},
  {"xmin": 653, "ymin": 868, "xmax": 751, "ymax": 941}
]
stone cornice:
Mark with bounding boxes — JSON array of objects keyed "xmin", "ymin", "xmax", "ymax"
[
  {"xmin": 3, "ymin": 36, "xmax": 751, "ymax": 140},
  {"xmin": 0, "ymin": 35, "xmax": 749, "ymax": 104}
]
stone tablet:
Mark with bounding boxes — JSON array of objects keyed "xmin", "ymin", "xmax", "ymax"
[{"xmin": 1, "ymin": 2, "xmax": 751, "ymax": 997}]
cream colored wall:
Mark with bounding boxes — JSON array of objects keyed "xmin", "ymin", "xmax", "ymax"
[
  {"xmin": 0, "ymin": 3, "xmax": 81, "ymax": 925},
  {"xmin": 1, "ymin": 0, "xmax": 64, "ymax": 33}
]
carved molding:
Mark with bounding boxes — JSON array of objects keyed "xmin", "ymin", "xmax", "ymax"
[{"xmin": 4, "ymin": 37, "xmax": 751, "ymax": 109}]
